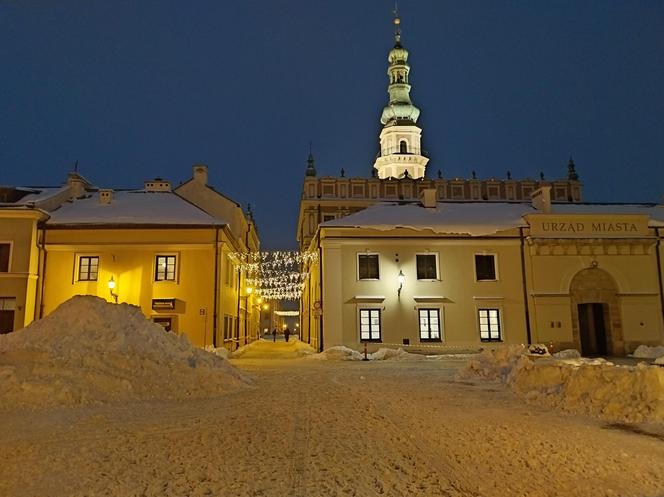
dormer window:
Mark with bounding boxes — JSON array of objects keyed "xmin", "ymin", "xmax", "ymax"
[{"xmin": 400, "ymin": 140, "xmax": 408, "ymax": 154}]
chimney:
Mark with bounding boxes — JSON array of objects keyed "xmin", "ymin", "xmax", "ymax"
[
  {"xmin": 193, "ymin": 164, "xmax": 208, "ymax": 185},
  {"xmin": 531, "ymin": 186, "xmax": 552, "ymax": 213},
  {"xmin": 99, "ymin": 189, "xmax": 113, "ymax": 204},
  {"xmin": 144, "ymin": 178, "xmax": 171, "ymax": 192},
  {"xmin": 420, "ymin": 188, "xmax": 437, "ymax": 208},
  {"xmin": 67, "ymin": 172, "xmax": 86, "ymax": 199}
]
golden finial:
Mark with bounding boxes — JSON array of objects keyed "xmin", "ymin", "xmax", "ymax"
[{"xmin": 393, "ymin": 2, "xmax": 402, "ymax": 45}]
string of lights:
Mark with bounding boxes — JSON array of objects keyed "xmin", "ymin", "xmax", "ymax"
[{"xmin": 227, "ymin": 250, "xmax": 318, "ymax": 300}]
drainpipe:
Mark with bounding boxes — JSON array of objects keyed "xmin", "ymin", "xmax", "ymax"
[
  {"xmin": 519, "ymin": 227, "xmax": 532, "ymax": 344},
  {"xmin": 318, "ymin": 233, "xmax": 324, "ymax": 352},
  {"xmin": 308, "ymin": 258, "xmax": 312, "ymax": 345},
  {"xmin": 212, "ymin": 227, "xmax": 220, "ymax": 347},
  {"xmin": 37, "ymin": 227, "xmax": 47, "ymax": 320},
  {"xmin": 656, "ymin": 227, "xmax": 664, "ymax": 327}
]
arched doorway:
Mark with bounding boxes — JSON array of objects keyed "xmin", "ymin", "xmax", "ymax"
[{"xmin": 569, "ymin": 267, "xmax": 624, "ymax": 356}]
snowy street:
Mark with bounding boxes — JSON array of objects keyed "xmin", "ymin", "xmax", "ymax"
[{"xmin": 2, "ymin": 349, "xmax": 664, "ymax": 497}]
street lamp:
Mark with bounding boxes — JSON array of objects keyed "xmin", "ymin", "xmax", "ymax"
[
  {"xmin": 397, "ymin": 269, "xmax": 405, "ymax": 298},
  {"xmin": 108, "ymin": 276, "xmax": 118, "ymax": 303}
]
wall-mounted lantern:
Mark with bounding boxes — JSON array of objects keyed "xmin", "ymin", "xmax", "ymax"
[
  {"xmin": 397, "ymin": 270, "xmax": 405, "ymax": 297},
  {"xmin": 108, "ymin": 276, "xmax": 118, "ymax": 304}
]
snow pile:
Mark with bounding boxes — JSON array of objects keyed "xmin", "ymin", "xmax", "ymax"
[
  {"xmin": 370, "ymin": 348, "xmax": 425, "ymax": 361},
  {"xmin": 231, "ymin": 338, "xmax": 315, "ymax": 359},
  {"xmin": 461, "ymin": 346, "xmax": 664, "ymax": 423},
  {"xmin": 0, "ymin": 296, "xmax": 249, "ymax": 409},
  {"xmin": 309, "ymin": 346, "xmax": 426, "ymax": 361},
  {"xmin": 632, "ymin": 344, "xmax": 664, "ymax": 359},
  {"xmin": 204, "ymin": 345, "xmax": 231, "ymax": 360},
  {"xmin": 461, "ymin": 345, "xmax": 528, "ymax": 381},
  {"xmin": 307, "ymin": 346, "xmax": 364, "ymax": 361},
  {"xmin": 552, "ymin": 349, "xmax": 581, "ymax": 360}
]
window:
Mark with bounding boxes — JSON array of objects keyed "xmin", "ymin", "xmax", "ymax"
[
  {"xmin": 0, "ymin": 297, "xmax": 16, "ymax": 334},
  {"xmin": 478, "ymin": 309, "xmax": 501, "ymax": 342},
  {"xmin": 0, "ymin": 243, "xmax": 10, "ymax": 272},
  {"xmin": 419, "ymin": 308, "xmax": 441, "ymax": 341},
  {"xmin": 400, "ymin": 140, "xmax": 408, "ymax": 153},
  {"xmin": 416, "ymin": 254, "xmax": 438, "ymax": 280},
  {"xmin": 357, "ymin": 254, "xmax": 379, "ymax": 280},
  {"xmin": 78, "ymin": 256, "xmax": 99, "ymax": 281},
  {"xmin": 223, "ymin": 314, "xmax": 233, "ymax": 340},
  {"xmin": 155, "ymin": 255, "xmax": 177, "ymax": 281},
  {"xmin": 475, "ymin": 254, "xmax": 497, "ymax": 281},
  {"xmin": 359, "ymin": 309, "xmax": 381, "ymax": 341}
]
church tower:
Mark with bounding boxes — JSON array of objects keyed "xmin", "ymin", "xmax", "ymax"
[{"xmin": 373, "ymin": 11, "xmax": 429, "ymax": 179}]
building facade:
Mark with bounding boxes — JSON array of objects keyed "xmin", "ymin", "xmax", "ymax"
[
  {"xmin": 298, "ymin": 15, "xmax": 664, "ymax": 355},
  {"xmin": 0, "ymin": 166, "xmax": 260, "ymax": 350}
]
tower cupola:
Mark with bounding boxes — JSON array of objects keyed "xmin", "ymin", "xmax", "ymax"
[{"xmin": 373, "ymin": 10, "xmax": 429, "ymax": 179}]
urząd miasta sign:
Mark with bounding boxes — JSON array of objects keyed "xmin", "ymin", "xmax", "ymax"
[{"xmin": 526, "ymin": 215, "xmax": 651, "ymax": 238}]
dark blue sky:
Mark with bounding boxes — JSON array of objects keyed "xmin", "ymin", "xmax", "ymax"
[{"xmin": 1, "ymin": 1, "xmax": 663, "ymax": 248}]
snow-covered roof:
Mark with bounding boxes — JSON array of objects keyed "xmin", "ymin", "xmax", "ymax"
[
  {"xmin": 47, "ymin": 190, "xmax": 226, "ymax": 227},
  {"xmin": 321, "ymin": 202, "xmax": 664, "ymax": 236},
  {"xmin": 14, "ymin": 187, "xmax": 69, "ymax": 205},
  {"xmin": 322, "ymin": 202, "xmax": 533, "ymax": 236}
]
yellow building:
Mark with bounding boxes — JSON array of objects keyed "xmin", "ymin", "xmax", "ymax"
[
  {"xmin": 0, "ymin": 204, "xmax": 48, "ymax": 333},
  {"xmin": 0, "ymin": 166, "xmax": 260, "ymax": 350}
]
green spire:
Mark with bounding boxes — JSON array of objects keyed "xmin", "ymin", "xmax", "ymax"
[{"xmin": 380, "ymin": 9, "xmax": 421, "ymax": 125}]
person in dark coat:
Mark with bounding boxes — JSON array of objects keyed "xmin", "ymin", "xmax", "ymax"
[
  {"xmin": 271, "ymin": 328, "xmax": 277, "ymax": 342},
  {"xmin": 284, "ymin": 327, "xmax": 291, "ymax": 342}
]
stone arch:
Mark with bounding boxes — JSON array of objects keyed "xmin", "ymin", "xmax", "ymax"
[{"xmin": 569, "ymin": 267, "xmax": 624, "ymax": 355}]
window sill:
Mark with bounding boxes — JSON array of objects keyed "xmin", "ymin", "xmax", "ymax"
[
  {"xmin": 480, "ymin": 339, "xmax": 503, "ymax": 343},
  {"xmin": 360, "ymin": 339, "xmax": 382, "ymax": 343},
  {"xmin": 420, "ymin": 338, "xmax": 442, "ymax": 343}
]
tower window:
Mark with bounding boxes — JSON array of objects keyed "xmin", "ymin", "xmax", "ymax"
[{"xmin": 399, "ymin": 141, "xmax": 408, "ymax": 154}]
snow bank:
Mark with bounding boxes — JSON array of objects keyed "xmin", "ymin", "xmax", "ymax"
[
  {"xmin": 370, "ymin": 348, "xmax": 425, "ymax": 361},
  {"xmin": 0, "ymin": 296, "xmax": 249, "ymax": 409},
  {"xmin": 204, "ymin": 345, "xmax": 231, "ymax": 360},
  {"xmin": 308, "ymin": 346, "xmax": 425, "ymax": 361},
  {"xmin": 552, "ymin": 349, "xmax": 581, "ymax": 360},
  {"xmin": 231, "ymin": 338, "xmax": 315, "ymax": 359},
  {"xmin": 307, "ymin": 346, "xmax": 364, "ymax": 361},
  {"xmin": 461, "ymin": 346, "xmax": 664, "ymax": 423},
  {"xmin": 632, "ymin": 344, "xmax": 664, "ymax": 359}
]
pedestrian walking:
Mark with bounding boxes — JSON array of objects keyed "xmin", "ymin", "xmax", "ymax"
[
  {"xmin": 271, "ymin": 328, "xmax": 277, "ymax": 342},
  {"xmin": 284, "ymin": 326, "xmax": 291, "ymax": 342}
]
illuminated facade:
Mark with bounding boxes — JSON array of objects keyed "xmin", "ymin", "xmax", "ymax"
[
  {"xmin": 0, "ymin": 166, "xmax": 260, "ymax": 349},
  {"xmin": 298, "ymin": 15, "xmax": 664, "ymax": 354}
]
